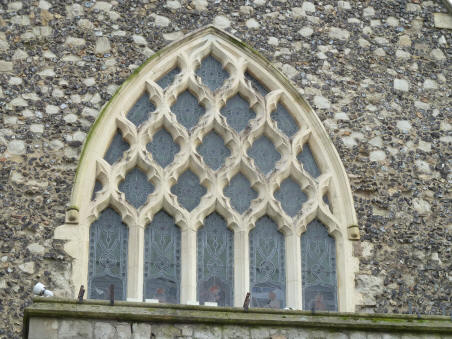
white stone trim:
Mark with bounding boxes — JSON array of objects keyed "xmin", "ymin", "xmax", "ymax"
[{"xmin": 55, "ymin": 26, "xmax": 359, "ymax": 311}]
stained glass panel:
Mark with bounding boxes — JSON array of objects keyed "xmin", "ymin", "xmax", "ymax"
[
  {"xmin": 271, "ymin": 103, "xmax": 299, "ymax": 138},
  {"xmin": 223, "ymin": 173, "xmax": 257, "ymax": 214},
  {"xmin": 118, "ymin": 167, "xmax": 154, "ymax": 209},
  {"xmin": 301, "ymin": 220, "xmax": 337, "ymax": 311},
  {"xmin": 157, "ymin": 67, "xmax": 180, "ymax": 89},
  {"xmin": 197, "ymin": 213, "xmax": 233, "ymax": 306},
  {"xmin": 88, "ymin": 208, "xmax": 128, "ymax": 300},
  {"xmin": 171, "ymin": 170, "xmax": 206, "ymax": 211},
  {"xmin": 245, "ymin": 71, "xmax": 269, "ymax": 96},
  {"xmin": 197, "ymin": 131, "xmax": 230, "ymax": 170},
  {"xmin": 171, "ymin": 90, "xmax": 205, "ymax": 130},
  {"xmin": 127, "ymin": 93, "xmax": 155, "ymax": 127},
  {"xmin": 220, "ymin": 94, "xmax": 256, "ymax": 133},
  {"xmin": 144, "ymin": 211, "xmax": 181, "ymax": 303},
  {"xmin": 249, "ymin": 216, "xmax": 285, "ymax": 309},
  {"xmin": 104, "ymin": 130, "xmax": 129, "ymax": 165},
  {"xmin": 297, "ymin": 144, "xmax": 321, "ymax": 178},
  {"xmin": 274, "ymin": 177, "xmax": 307, "ymax": 217},
  {"xmin": 248, "ymin": 135, "xmax": 281, "ymax": 175},
  {"xmin": 196, "ymin": 55, "xmax": 229, "ymax": 91},
  {"xmin": 146, "ymin": 129, "xmax": 180, "ymax": 168}
]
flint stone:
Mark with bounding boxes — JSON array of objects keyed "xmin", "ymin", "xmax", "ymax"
[
  {"xmin": 0, "ymin": 61, "xmax": 13, "ymax": 72},
  {"xmin": 8, "ymin": 140, "xmax": 26, "ymax": 155},
  {"xmin": 329, "ymin": 27, "xmax": 350, "ymax": 40},
  {"xmin": 213, "ymin": 15, "xmax": 230, "ymax": 29},
  {"xmin": 434, "ymin": 13, "xmax": 452, "ymax": 29}
]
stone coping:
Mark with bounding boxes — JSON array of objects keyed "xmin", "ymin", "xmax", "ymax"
[{"xmin": 23, "ymin": 298, "xmax": 452, "ymax": 338}]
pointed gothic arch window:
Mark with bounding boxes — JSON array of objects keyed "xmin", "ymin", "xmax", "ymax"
[{"xmin": 55, "ymin": 26, "xmax": 359, "ymax": 311}]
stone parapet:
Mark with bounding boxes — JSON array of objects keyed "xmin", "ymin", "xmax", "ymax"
[{"xmin": 24, "ymin": 298, "xmax": 452, "ymax": 339}]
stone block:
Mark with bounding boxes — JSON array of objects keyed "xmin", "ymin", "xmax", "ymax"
[
  {"xmin": 94, "ymin": 322, "xmax": 116, "ymax": 338},
  {"xmin": 59, "ymin": 319, "xmax": 93, "ymax": 339},
  {"xmin": 433, "ymin": 13, "xmax": 452, "ymax": 29},
  {"xmin": 28, "ymin": 318, "xmax": 58, "ymax": 339},
  {"xmin": 132, "ymin": 323, "xmax": 151, "ymax": 338}
]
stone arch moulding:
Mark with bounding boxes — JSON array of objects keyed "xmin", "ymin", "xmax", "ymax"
[{"xmin": 55, "ymin": 25, "xmax": 360, "ymax": 312}]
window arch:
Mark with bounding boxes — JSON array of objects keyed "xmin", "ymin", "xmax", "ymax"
[{"xmin": 55, "ymin": 26, "xmax": 359, "ymax": 311}]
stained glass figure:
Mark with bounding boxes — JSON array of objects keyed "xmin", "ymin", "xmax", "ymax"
[
  {"xmin": 245, "ymin": 71, "xmax": 269, "ymax": 96},
  {"xmin": 144, "ymin": 211, "xmax": 181, "ymax": 304},
  {"xmin": 157, "ymin": 67, "xmax": 180, "ymax": 89},
  {"xmin": 248, "ymin": 135, "xmax": 281, "ymax": 175},
  {"xmin": 301, "ymin": 220, "xmax": 337, "ymax": 311},
  {"xmin": 104, "ymin": 130, "xmax": 129, "ymax": 165},
  {"xmin": 297, "ymin": 144, "xmax": 321, "ymax": 178},
  {"xmin": 197, "ymin": 213, "xmax": 233, "ymax": 306},
  {"xmin": 146, "ymin": 129, "xmax": 180, "ymax": 168},
  {"xmin": 274, "ymin": 177, "xmax": 307, "ymax": 217},
  {"xmin": 220, "ymin": 94, "xmax": 256, "ymax": 133},
  {"xmin": 223, "ymin": 173, "xmax": 257, "ymax": 214},
  {"xmin": 197, "ymin": 131, "xmax": 230, "ymax": 170},
  {"xmin": 171, "ymin": 170, "xmax": 206, "ymax": 211},
  {"xmin": 271, "ymin": 103, "xmax": 299, "ymax": 138},
  {"xmin": 91, "ymin": 180, "xmax": 102, "ymax": 200},
  {"xmin": 88, "ymin": 208, "xmax": 128, "ymax": 300},
  {"xmin": 127, "ymin": 93, "xmax": 155, "ymax": 127},
  {"xmin": 196, "ymin": 55, "xmax": 229, "ymax": 91},
  {"xmin": 171, "ymin": 90, "xmax": 205, "ymax": 130},
  {"xmin": 118, "ymin": 167, "xmax": 154, "ymax": 209},
  {"xmin": 249, "ymin": 216, "xmax": 285, "ymax": 309}
]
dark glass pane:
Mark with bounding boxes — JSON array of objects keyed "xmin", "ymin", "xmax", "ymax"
[
  {"xmin": 127, "ymin": 93, "xmax": 155, "ymax": 127},
  {"xmin": 197, "ymin": 131, "xmax": 230, "ymax": 170},
  {"xmin": 147, "ymin": 129, "xmax": 180, "ymax": 168},
  {"xmin": 271, "ymin": 103, "xmax": 299, "ymax": 138},
  {"xmin": 249, "ymin": 216, "xmax": 285, "ymax": 309},
  {"xmin": 91, "ymin": 180, "xmax": 102, "ymax": 200},
  {"xmin": 88, "ymin": 208, "xmax": 128, "ymax": 300},
  {"xmin": 301, "ymin": 220, "xmax": 337, "ymax": 311},
  {"xmin": 248, "ymin": 135, "xmax": 281, "ymax": 175},
  {"xmin": 196, "ymin": 55, "xmax": 229, "ymax": 91},
  {"xmin": 220, "ymin": 94, "xmax": 256, "ymax": 133},
  {"xmin": 297, "ymin": 144, "xmax": 321, "ymax": 178},
  {"xmin": 197, "ymin": 213, "xmax": 233, "ymax": 306},
  {"xmin": 245, "ymin": 71, "xmax": 269, "ymax": 96},
  {"xmin": 157, "ymin": 67, "xmax": 180, "ymax": 89},
  {"xmin": 171, "ymin": 91, "xmax": 205, "ymax": 130},
  {"xmin": 104, "ymin": 130, "xmax": 129, "ymax": 165},
  {"xmin": 224, "ymin": 173, "xmax": 257, "ymax": 214},
  {"xmin": 118, "ymin": 167, "xmax": 154, "ymax": 209},
  {"xmin": 323, "ymin": 193, "xmax": 332, "ymax": 213},
  {"xmin": 274, "ymin": 177, "xmax": 307, "ymax": 217},
  {"xmin": 171, "ymin": 170, "xmax": 206, "ymax": 211},
  {"xmin": 144, "ymin": 211, "xmax": 181, "ymax": 303}
]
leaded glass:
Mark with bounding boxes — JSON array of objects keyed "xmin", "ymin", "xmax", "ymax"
[
  {"xmin": 197, "ymin": 213, "xmax": 233, "ymax": 306},
  {"xmin": 297, "ymin": 144, "xmax": 321, "ymax": 178},
  {"xmin": 248, "ymin": 135, "xmax": 281, "ymax": 175},
  {"xmin": 271, "ymin": 103, "xmax": 299, "ymax": 138},
  {"xmin": 196, "ymin": 55, "xmax": 229, "ymax": 91},
  {"xmin": 249, "ymin": 216, "xmax": 285, "ymax": 309},
  {"xmin": 91, "ymin": 180, "xmax": 102, "ymax": 200},
  {"xmin": 171, "ymin": 170, "xmax": 206, "ymax": 211},
  {"xmin": 157, "ymin": 67, "xmax": 180, "ymax": 89},
  {"xmin": 245, "ymin": 71, "xmax": 269, "ymax": 96},
  {"xmin": 146, "ymin": 129, "xmax": 180, "ymax": 168},
  {"xmin": 220, "ymin": 94, "xmax": 256, "ymax": 133},
  {"xmin": 127, "ymin": 93, "xmax": 155, "ymax": 127},
  {"xmin": 104, "ymin": 130, "xmax": 129, "ymax": 165},
  {"xmin": 197, "ymin": 131, "xmax": 230, "ymax": 170},
  {"xmin": 88, "ymin": 208, "xmax": 128, "ymax": 300},
  {"xmin": 171, "ymin": 90, "xmax": 205, "ymax": 130},
  {"xmin": 301, "ymin": 220, "xmax": 337, "ymax": 311},
  {"xmin": 144, "ymin": 211, "xmax": 181, "ymax": 303},
  {"xmin": 118, "ymin": 167, "xmax": 154, "ymax": 209},
  {"xmin": 274, "ymin": 177, "xmax": 307, "ymax": 217},
  {"xmin": 223, "ymin": 173, "xmax": 257, "ymax": 214}
]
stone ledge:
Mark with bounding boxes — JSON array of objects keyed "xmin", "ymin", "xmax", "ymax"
[{"xmin": 23, "ymin": 297, "xmax": 452, "ymax": 338}]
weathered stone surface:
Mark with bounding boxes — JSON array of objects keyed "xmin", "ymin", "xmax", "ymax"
[
  {"xmin": 95, "ymin": 37, "xmax": 111, "ymax": 55},
  {"xmin": 433, "ymin": 13, "xmax": 452, "ymax": 29},
  {"xmin": 28, "ymin": 318, "xmax": 58, "ymax": 339},
  {"xmin": 59, "ymin": 320, "xmax": 93, "ymax": 339}
]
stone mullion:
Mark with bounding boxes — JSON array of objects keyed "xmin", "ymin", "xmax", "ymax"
[
  {"xmin": 180, "ymin": 228, "xmax": 197, "ymax": 304},
  {"xmin": 233, "ymin": 229, "xmax": 249, "ymax": 307},
  {"xmin": 285, "ymin": 231, "xmax": 302, "ymax": 309},
  {"xmin": 126, "ymin": 223, "xmax": 144, "ymax": 301}
]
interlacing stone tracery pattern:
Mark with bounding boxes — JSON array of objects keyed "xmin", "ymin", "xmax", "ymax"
[{"xmin": 87, "ymin": 34, "xmax": 342, "ymax": 306}]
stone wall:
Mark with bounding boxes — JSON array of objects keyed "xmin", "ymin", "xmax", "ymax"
[
  {"xmin": 0, "ymin": 0, "xmax": 451, "ymax": 338},
  {"xmin": 24, "ymin": 299, "xmax": 452, "ymax": 339}
]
